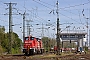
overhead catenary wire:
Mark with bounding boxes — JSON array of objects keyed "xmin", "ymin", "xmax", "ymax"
[
  {"xmin": 0, "ymin": 1, "xmax": 9, "ymax": 23},
  {"xmin": 59, "ymin": 1, "xmax": 90, "ymax": 10},
  {"xmin": 33, "ymin": 0, "xmax": 52, "ymax": 10},
  {"xmin": 0, "ymin": 0, "xmax": 6, "ymax": 7},
  {"xmin": 13, "ymin": 0, "xmax": 90, "ymax": 28},
  {"xmin": 14, "ymin": 1, "xmax": 52, "ymax": 35},
  {"xmin": 1, "ymin": 0, "xmax": 90, "ymax": 23},
  {"xmin": 59, "ymin": 12, "xmax": 84, "ymax": 25},
  {"xmin": 78, "ymin": 10, "xmax": 83, "ymax": 25},
  {"xmin": 37, "ymin": 0, "xmax": 56, "ymax": 7},
  {"xmin": 23, "ymin": 8, "xmax": 52, "ymax": 24},
  {"xmin": 0, "ymin": 0, "xmax": 89, "ymax": 38},
  {"xmin": 32, "ymin": 0, "xmax": 89, "ymax": 25},
  {"xmin": 16, "ymin": 0, "xmax": 54, "ymax": 37},
  {"xmin": 15, "ymin": 3, "xmax": 51, "ymax": 25}
]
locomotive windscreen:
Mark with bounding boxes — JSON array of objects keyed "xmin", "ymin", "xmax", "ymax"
[
  {"xmin": 30, "ymin": 37, "xmax": 34, "ymax": 40},
  {"xmin": 36, "ymin": 38, "xmax": 39, "ymax": 41},
  {"xmin": 25, "ymin": 37, "xmax": 29, "ymax": 40}
]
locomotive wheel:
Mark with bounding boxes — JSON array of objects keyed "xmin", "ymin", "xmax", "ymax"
[
  {"xmin": 29, "ymin": 49, "xmax": 34, "ymax": 55},
  {"xmin": 25, "ymin": 52, "xmax": 28, "ymax": 56}
]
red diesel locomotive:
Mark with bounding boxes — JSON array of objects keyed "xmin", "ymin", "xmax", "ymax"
[{"xmin": 23, "ymin": 36, "xmax": 44, "ymax": 55}]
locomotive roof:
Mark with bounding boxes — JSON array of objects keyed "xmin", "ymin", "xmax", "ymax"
[{"xmin": 36, "ymin": 38, "xmax": 41, "ymax": 41}]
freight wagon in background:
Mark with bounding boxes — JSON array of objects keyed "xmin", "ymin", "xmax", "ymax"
[{"xmin": 23, "ymin": 35, "xmax": 44, "ymax": 55}]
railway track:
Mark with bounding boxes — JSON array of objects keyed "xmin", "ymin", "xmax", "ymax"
[
  {"xmin": 0, "ymin": 52, "xmax": 90, "ymax": 60},
  {"xmin": 0, "ymin": 53, "xmax": 45, "ymax": 60}
]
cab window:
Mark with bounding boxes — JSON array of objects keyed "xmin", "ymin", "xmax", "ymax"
[
  {"xmin": 25, "ymin": 37, "xmax": 29, "ymax": 40},
  {"xmin": 30, "ymin": 37, "xmax": 34, "ymax": 40},
  {"xmin": 36, "ymin": 38, "xmax": 39, "ymax": 41}
]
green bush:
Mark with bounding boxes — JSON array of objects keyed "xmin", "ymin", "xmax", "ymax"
[
  {"xmin": 0, "ymin": 45, "xmax": 3, "ymax": 54},
  {"xmin": 11, "ymin": 47, "xmax": 22, "ymax": 54}
]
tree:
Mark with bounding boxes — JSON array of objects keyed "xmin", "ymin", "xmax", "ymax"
[
  {"xmin": 0, "ymin": 26, "xmax": 22, "ymax": 54},
  {"xmin": 42, "ymin": 37, "xmax": 56, "ymax": 52},
  {"xmin": 11, "ymin": 32, "xmax": 22, "ymax": 54}
]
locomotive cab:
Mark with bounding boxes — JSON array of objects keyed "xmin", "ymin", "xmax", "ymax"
[
  {"xmin": 23, "ymin": 36, "xmax": 44, "ymax": 55},
  {"xmin": 23, "ymin": 36, "xmax": 37, "ymax": 55}
]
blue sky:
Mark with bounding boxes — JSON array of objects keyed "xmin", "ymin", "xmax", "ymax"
[{"xmin": 0, "ymin": 0, "xmax": 90, "ymax": 40}]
